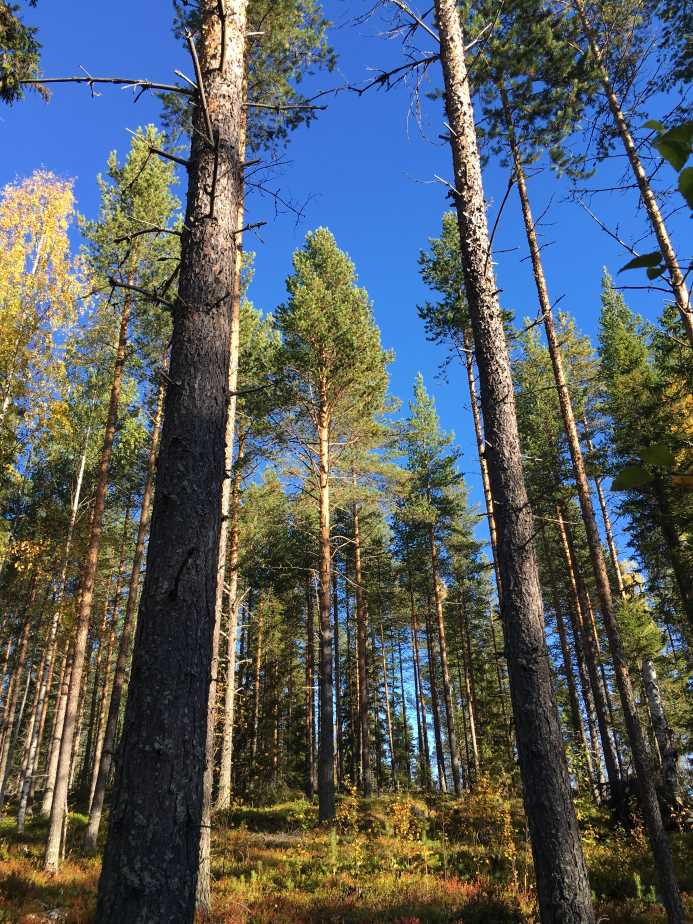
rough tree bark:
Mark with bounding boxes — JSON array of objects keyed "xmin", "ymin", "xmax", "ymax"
[
  {"xmin": 95, "ymin": 5, "xmax": 247, "ymax": 918},
  {"xmin": 83, "ymin": 383, "xmax": 163, "ymax": 853},
  {"xmin": 317, "ymin": 379, "xmax": 335, "ymax": 820},
  {"xmin": 432, "ymin": 1, "xmax": 595, "ymax": 918}
]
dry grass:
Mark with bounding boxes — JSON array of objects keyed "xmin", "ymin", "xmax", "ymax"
[{"xmin": 0, "ymin": 796, "xmax": 691, "ymax": 923}]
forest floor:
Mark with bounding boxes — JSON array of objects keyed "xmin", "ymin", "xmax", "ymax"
[{"xmin": 0, "ymin": 788, "xmax": 691, "ymax": 923}]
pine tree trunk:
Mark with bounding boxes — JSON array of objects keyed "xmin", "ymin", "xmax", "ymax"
[
  {"xmin": 430, "ymin": 530, "xmax": 462, "ymax": 793},
  {"xmin": 305, "ymin": 578, "xmax": 316, "ymax": 799},
  {"xmin": 409, "ymin": 586, "xmax": 431, "ymax": 788},
  {"xmin": 379, "ymin": 623, "xmax": 397, "ymax": 789},
  {"xmin": 215, "ymin": 434, "xmax": 244, "ymax": 811},
  {"xmin": 0, "ymin": 648, "xmax": 34, "ymax": 807},
  {"xmin": 251, "ymin": 607, "xmax": 263, "ymax": 767},
  {"xmin": 0, "ymin": 606, "xmax": 33, "ymax": 804},
  {"xmin": 333, "ymin": 568, "xmax": 342, "ymax": 787},
  {"xmin": 197, "ymin": 95, "xmax": 247, "ymax": 914},
  {"xmin": 397, "ymin": 634, "xmax": 412, "ymax": 784},
  {"xmin": 459, "ymin": 595, "xmax": 480, "ymax": 779},
  {"xmin": 83, "ymin": 383, "xmax": 163, "ymax": 853},
  {"xmin": 96, "ymin": 4, "xmax": 247, "ymax": 918},
  {"xmin": 352, "ymin": 499, "xmax": 372, "ymax": 796},
  {"xmin": 651, "ymin": 477, "xmax": 693, "ymax": 628},
  {"xmin": 44, "ymin": 287, "xmax": 131, "ymax": 871},
  {"xmin": 80, "ymin": 508, "xmax": 130, "ymax": 809},
  {"xmin": 317, "ymin": 389, "xmax": 335, "ymax": 820},
  {"xmin": 13, "ymin": 645, "xmax": 47, "ymax": 825},
  {"xmin": 556, "ymin": 508, "xmax": 620, "ymax": 793},
  {"xmin": 423, "ymin": 599, "xmax": 447, "ymax": 793},
  {"xmin": 571, "ymin": 0, "xmax": 693, "ymax": 350},
  {"xmin": 433, "ymin": 2, "xmax": 595, "ymax": 918},
  {"xmin": 542, "ymin": 529, "xmax": 597, "ymax": 793},
  {"xmin": 87, "ymin": 609, "xmax": 117, "ymax": 813},
  {"xmin": 461, "ymin": 326, "xmax": 502, "ymax": 597}
]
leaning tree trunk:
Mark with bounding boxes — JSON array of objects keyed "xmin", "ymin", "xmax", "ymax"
[
  {"xmin": 83, "ymin": 382, "xmax": 163, "ymax": 854},
  {"xmin": 571, "ymin": 0, "xmax": 693, "ymax": 351},
  {"xmin": 44, "ymin": 284, "xmax": 132, "ymax": 872},
  {"xmin": 95, "ymin": 2, "xmax": 247, "ymax": 918},
  {"xmin": 317, "ymin": 388, "xmax": 335, "ymax": 821},
  {"xmin": 432, "ymin": 2, "xmax": 595, "ymax": 919}
]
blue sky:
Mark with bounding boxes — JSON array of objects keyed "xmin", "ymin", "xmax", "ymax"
[{"xmin": 2, "ymin": 0, "xmax": 686, "ymax": 550}]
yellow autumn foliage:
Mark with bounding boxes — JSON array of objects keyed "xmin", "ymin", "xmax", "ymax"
[{"xmin": 0, "ymin": 171, "xmax": 82, "ymax": 437}]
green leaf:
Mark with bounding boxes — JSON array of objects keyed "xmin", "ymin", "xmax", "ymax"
[
  {"xmin": 678, "ymin": 167, "xmax": 693, "ymax": 210},
  {"xmin": 644, "ymin": 119, "xmax": 665, "ymax": 132},
  {"xmin": 652, "ymin": 122, "xmax": 693, "ymax": 171},
  {"xmin": 639, "ymin": 444, "xmax": 675, "ymax": 468},
  {"xmin": 612, "ymin": 465, "xmax": 653, "ymax": 490},
  {"xmin": 619, "ymin": 252, "xmax": 662, "ymax": 272}
]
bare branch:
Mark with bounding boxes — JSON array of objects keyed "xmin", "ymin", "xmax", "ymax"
[{"xmin": 21, "ymin": 75, "xmax": 194, "ymax": 96}]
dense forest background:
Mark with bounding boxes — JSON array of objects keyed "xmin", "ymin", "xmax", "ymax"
[{"xmin": 0, "ymin": 1, "xmax": 691, "ymax": 923}]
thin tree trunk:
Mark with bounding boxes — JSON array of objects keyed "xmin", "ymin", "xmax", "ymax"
[
  {"xmin": 423, "ymin": 598, "xmax": 447, "ymax": 793},
  {"xmin": 215, "ymin": 434, "xmax": 244, "ymax": 811},
  {"xmin": 317, "ymin": 388, "xmax": 335, "ymax": 821},
  {"xmin": 305, "ymin": 578, "xmax": 316, "ymax": 799},
  {"xmin": 0, "ymin": 610, "xmax": 33, "ymax": 804},
  {"xmin": 430, "ymin": 530, "xmax": 462, "ymax": 793},
  {"xmin": 81, "ymin": 507, "xmax": 130, "ymax": 808},
  {"xmin": 642, "ymin": 657, "xmax": 681, "ymax": 813},
  {"xmin": 44, "ymin": 287, "xmax": 131, "ymax": 871},
  {"xmin": 461, "ymin": 326, "xmax": 502, "ymax": 598},
  {"xmin": 542, "ymin": 529, "xmax": 597, "ymax": 794},
  {"xmin": 432, "ymin": 2, "xmax": 595, "ymax": 918},
  {"xmin": 409, "ymin": 587, "xmax": 431, "ymax": 788},
  {"xmin": 556, "ymin": 508, "xmax": 620, "ymax": 793},
  {"xmin": 83, "ymin": 382, "xmax": 163, "ymax": 854},
  {"xmin": 571, "ymin": 0, "xmax": 693, "ymax": 350},
  {"xmin": 96, "ymin": 5, "xmax": 247, "ymax": 917},
  {"xmin": 332, "ymin": 568, "xmax": 342, "ymax": 788},
  {"xmin": 397, "ymin": 633, "xmax": 412, "ymax": 784},
  {"xmin": 251, "ymin": 605, "xmax": 263, "ymax": 767},
  {"xmin": 459, "ymin": 596, "xmax": 480, "ymax": 779},
  {"xmin": 353, "ymin": 498, "xmax": 372, "ymax": 796},
  {"xmin": 379, "ymin": 623, "xmax": 396, "ymax": 789}
]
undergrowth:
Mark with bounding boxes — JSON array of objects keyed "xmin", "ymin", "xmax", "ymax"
[{"xmin": 0, "ymin": 786, "xmax": 691, "ymax": 923}]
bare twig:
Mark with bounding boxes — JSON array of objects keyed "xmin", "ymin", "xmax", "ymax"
[
  {"xmin": 185, "ymin": 29, "xmax": 215, "ymax": 146},
  {"xmin": 21, "ymin": 75, "xmax": 194, "ymax": 96}
]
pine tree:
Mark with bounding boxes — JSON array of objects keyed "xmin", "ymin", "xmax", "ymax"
[{"xmin": 275, "ymin": 227, "xmax": 390, "ymax": 820}]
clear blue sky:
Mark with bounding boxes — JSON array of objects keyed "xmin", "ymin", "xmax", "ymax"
[{"xmin": 2, "ymin": 0, "xmax": 685, "ymax": 550}]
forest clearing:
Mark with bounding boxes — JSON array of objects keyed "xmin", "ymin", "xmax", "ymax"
[{"xmin": 0, "ymin": 0, "xmax": 691, "ymax": 922}]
